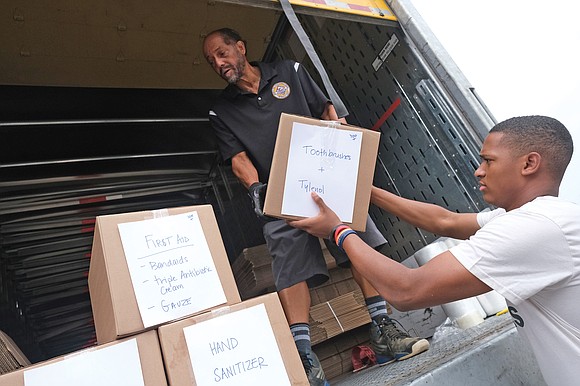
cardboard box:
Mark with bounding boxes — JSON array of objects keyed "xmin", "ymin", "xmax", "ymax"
[
  {"xmin": 0, "ymin": 330, "xmax": 30, "ymax": 375},
  {"xmin": 264, "ymin": 113, "xmax": 380, "ymax": 231},
  {"xmin": 312, "ymin": 324, "xmax": 370, "ymax": 380},
  {"xmin": 158, "ymin": 292, "xmax": 308, "ymax": 385},
  {"xmin": 309, "ymin": 266, "xmax": 358, "ymax": 306},
  {"xmin": 89, "ymin": 205, "xmax": 241, "ymax": 344},
  {"xmin": 233, "ymin": 240, "xmax": 336, "ymax": 300},
  {"xmin": 309, "ymin": 290, "xmax": 371, "ymax": 345},
  {"xmin": 231, "ymin": 244, "xmax": 276, "ymax": 300},
  {"xmin": 0, "ymin": 330, "xmax": 167, "ymax": 386}
]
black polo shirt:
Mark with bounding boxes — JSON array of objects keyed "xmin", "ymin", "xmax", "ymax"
[{"xmin": 209, "ymin": 60, "xmax": 330, "ymax": 182}]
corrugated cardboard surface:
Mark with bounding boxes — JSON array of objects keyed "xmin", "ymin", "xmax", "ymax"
[
  {"xmin": 0, "ymin": 331, "xmax": 30, "ymax": 375},
  {"xmin": 310, "ymin": 290, "xmax": 371, "ymax": 345},
  {"xmin": 231, "ymin": 244, "xmax": 277, "ymax": 300},
  {"xmin": 309, "ymin": 268, "xmax": 357, "ymax": 306},
  {"xmin": 313, "ymin": 325, "xmax": 370, "ymax": 380},
  {"xmin": 88, "ymin": 205, "xmax": 241, "ymax": 344},
  {"xmin": 0, "ymin": 330, "xmax": 167, "ymax": 386},
  {"xmin": 264, "ymin": 113, "xmax": 380, "ymax": 231},
  {"xmin": 158, "ymin": 292, "xmax": 308, "ymax": 386},
  {"xmin": 231, "ymin": 241, "xmax": 371, "ymax": 345},
  {"xmin": 233, "ymin": 240, "xmax": 336, "ymax": 300},
  {"xmin": 308, "ymin": 263, "xmax": 374, "ymax": 345}
]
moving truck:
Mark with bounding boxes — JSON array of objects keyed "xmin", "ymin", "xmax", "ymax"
[{"xmin": 1, "ymin": 0, "xmax": 542, "ymax": 383}]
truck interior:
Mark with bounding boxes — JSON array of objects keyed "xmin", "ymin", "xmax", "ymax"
[{"xmin": 1, "ymin": 0, "xmax": 494, "ymax": 377}]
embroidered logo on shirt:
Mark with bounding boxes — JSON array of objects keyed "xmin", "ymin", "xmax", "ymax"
[{"xmin": 272, "ymin": 82, "xmax": 291, "ymax": 99}]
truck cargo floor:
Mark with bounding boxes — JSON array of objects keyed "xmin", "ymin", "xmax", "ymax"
[{"xmin": 331, "ymin": 313, "xmax": 546, "ymax": 386}]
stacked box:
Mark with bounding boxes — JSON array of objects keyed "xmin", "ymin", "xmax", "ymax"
[
  {"xmin": 309, "ymin": 263, "xmax": 380, "ymax": 346},
  {"xmin": 88, "ymin": 205, "xmax": 241, "ymax": 344},
  {"xmin": 310, "ymin": 290, "xmax": 371, "ymax": 345},
  {"xmin": 0, "ymin": 330, "xmax": 166, "ymax": 386},
  {"xmin": 309, "ymin": 268, "xmax": 358, "ymax": 305},
  {"xmin": 3, "ymin": 204, "xmax": 244, "ymax": 385},
  {"xmin": 233, "ymin": 240, "xmax": 335, "ymax": 300},
  {"xmin": 157, "ymin": 293, "xmax": 308, "ymax": 385},
  {"xmin": 0, "ymin": 331, "xmax": 30, "ymax": 375},
  {"xmin": 313, "ymin": 325, "xmax": 370, "ymax": 380},
  {"xmin": 232, "ymin": 240, "xmax": 372, "ymax": 346},
  {"xmin": 231, "ymin": 244, "xmax": 276, "ymax": 300}
]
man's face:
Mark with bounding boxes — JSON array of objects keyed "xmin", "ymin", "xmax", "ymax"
[
  {"xmin": 475, "ymin": 132, "xmax": 526, "ymax": 210},
  {"xmin": 203, "ymin": 34, "xmax": 246, "ymax": 84}
]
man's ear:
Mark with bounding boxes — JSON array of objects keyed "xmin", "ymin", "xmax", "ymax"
[
  {"xmin": 236, "ymin": 40, "xmax": 246, "ymax": 55},
  {"xmin": 522, "ymin": 152, "xmax": 541, "ymax": 175}
]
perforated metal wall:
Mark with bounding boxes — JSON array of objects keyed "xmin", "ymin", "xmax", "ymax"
[{"xmin": 273, "ymin": 16, "xmax": 489, "ymax": 261}]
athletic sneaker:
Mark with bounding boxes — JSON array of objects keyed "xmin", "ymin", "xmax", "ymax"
[
  {"xmin": 369, "ymin": 317, "xmax": 430, "ymax": 365},
  {"xmin": 299, "ymin": 349, "xmax": 330, "ymax": 386}
]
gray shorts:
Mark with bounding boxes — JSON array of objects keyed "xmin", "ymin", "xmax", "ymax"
[{"xmin": 262, "ymin": 215, "xmax": 386, "ymax": 290}]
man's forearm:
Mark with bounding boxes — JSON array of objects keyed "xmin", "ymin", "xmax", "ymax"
[
  {"xmin": 340, "ymin": 233, "xmax": 491, "ymax": 311},
  {"xmin": 232, "ymin": 151, "xmax": 259, "ymax": 189},
  {"xmin": 370, "ymin": 187, "xmax": 479, "ymax": 239},
  {"xmin": 339, "ymin": 234, "xmax": 417, "ymax": 310}
]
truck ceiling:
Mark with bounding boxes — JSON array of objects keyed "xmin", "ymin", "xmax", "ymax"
[{"xmin": 1, "ymin": 0, "xmax": 396, "ymax": 89}]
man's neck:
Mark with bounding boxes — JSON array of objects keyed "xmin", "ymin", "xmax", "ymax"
[{"xmin": 235, "ymin": 63, "xmax": 261, "ymax": 94}]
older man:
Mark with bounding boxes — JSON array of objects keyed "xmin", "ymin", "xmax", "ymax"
[{"xmin": 203, "ymin": 27, "xmax": 429, "ymax": 385}]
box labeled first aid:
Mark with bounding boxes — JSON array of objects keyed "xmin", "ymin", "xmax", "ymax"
[
  {"xmin": 88, "ymin": 205, "xmax": 241, "ymax": 344},
  {"xmin": 157, "ymin": 292, "xmax": 309, "ymax": 386},
  {"xmin": 264, "ymin": 113, "xmax": 380, "ymax": 231},
  {"xmin": 0, "ymin": 330, "xmax": 167, "ymax": 386}
]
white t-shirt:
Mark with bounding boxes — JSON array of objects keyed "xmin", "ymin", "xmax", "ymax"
[{"xmin": 450, "ymin": 196, "xmax": 580, "ymax": 385}]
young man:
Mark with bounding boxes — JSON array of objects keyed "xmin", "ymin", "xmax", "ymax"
[
  {"xmin": 203, "ymin": 28, "xmax": 429, "ymax": 385},
  {"xmin": 289, "ymin": 115, "xmax": 579, "ymax": 386}
]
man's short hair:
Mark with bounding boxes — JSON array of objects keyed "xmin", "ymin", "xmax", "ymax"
[
  {"xmin": 207, "ymin": 28, "xmax": 247, "ymax": 50},
  {"xmin": 490, "ymin": 115, "xmax": 574, "ymax": 180}
]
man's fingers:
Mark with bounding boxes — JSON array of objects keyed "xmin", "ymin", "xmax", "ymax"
[{"xmin": 311, "ymin": 192, "xmax": 327, "ymax": 211}]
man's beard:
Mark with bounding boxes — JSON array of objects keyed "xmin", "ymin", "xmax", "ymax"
[{"xmin": 224, "ymin": 56, "xmax": 246, "ymax": 84}]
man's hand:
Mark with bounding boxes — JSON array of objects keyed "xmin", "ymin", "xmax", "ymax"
[
  {"xmin": 287, "ymin": 192, "xmax": 342, "ymax": 238},
  {"xmin": 248, "ymin": 182, "xmax": 274, "ymax": 221}
]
